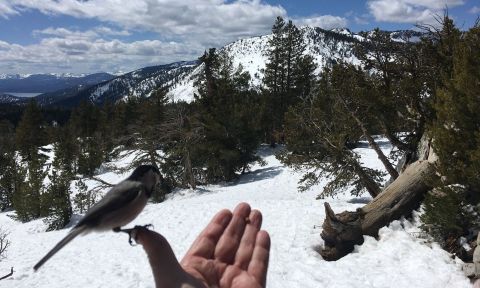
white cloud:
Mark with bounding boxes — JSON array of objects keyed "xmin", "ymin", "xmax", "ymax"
[
  {"xmin": 33, "ymin": 26, "xmax": 130, "ymax": 40},
  {"xmin": 0, "ymin": 1, "xmax": 18, "ymax": 18},
  {"xmin": 367, "ymin": 0, "xmax": 464, "ymax": 24},
  {"xmin": 469, "ymin": 6, "xmax": 480, "ymax": 14},
  {"xmin": 0, "ymin": 0, "xmax": 291, "ymax": 73},
  {"xmin": 0, "ymin": 1, "xmax": 353, "ymax": 74},
  {"xmin": 0, "ymin": 27, "xmax": 203, "ymax": 74},
  {"xmin": 1, "ymin": 0, "xmax": 286, "ymax": 47},
  {"xmin": 296, "ymin": 15, "xmax": 348, "ymax": 30}
]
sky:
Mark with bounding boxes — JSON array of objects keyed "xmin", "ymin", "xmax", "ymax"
[{"xmin": 0, "ymin": 0, "xmax": 478, "ymax": 75}]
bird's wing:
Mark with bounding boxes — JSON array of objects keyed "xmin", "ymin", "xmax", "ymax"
[{"xmin": 75, "ymin": 181, "xmax": 144, "ymax": 228}]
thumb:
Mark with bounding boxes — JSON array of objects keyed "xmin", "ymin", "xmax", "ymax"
[{"xmin": 135, "ymin": 227, "xmax": 186, "ymax": 287}]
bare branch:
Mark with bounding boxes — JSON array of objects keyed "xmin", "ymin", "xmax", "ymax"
[{"xmin": 0, "ymin": 229, "xmax": 10, "ymax": 260}]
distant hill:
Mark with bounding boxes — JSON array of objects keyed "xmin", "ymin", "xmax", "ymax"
[
  {"xmin": 0, "ymin": 73, "xmax": 114, "ymax": 93},
  {"xmin": 0, "ymin": 27, "xmax": 422, "ymax": 108},
  {"xmin": 34, "ymin": 61, "xmax": 198, "ymax": 107}
]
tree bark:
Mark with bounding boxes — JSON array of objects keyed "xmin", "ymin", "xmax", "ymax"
[
  {"xmin": 184, "ymin": 148, "xmax": 196, "ymax": 189},
  {"xmin": 351, "ymin": 159, "xmax": 381, "ymax": 198},
  {"xmin": 320, "ymin": 156, "xmax": 437, "ymax": 261},
  {"xmin": 349, "ymin": 111, "xmax": 399, "ymax": 180}
]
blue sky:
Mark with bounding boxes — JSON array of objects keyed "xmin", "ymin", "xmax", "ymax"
[{"xmin": 0, "ymin": 0, "xmax": 478, "ymax": 74}]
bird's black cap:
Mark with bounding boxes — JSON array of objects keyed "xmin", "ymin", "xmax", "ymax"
[{"xmin": 128, "ymin": 165, "xmax": 160, "ymax": 181}]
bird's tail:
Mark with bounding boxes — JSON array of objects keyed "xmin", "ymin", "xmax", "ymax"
[{"xmin": 34, "ymin": 225, "xmax": 87, "ymax": 271}]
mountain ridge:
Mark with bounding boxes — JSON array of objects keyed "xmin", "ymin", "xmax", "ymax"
[{"xmin": 0, "ymin": 27, "xmax": 421, "ymax": 107}]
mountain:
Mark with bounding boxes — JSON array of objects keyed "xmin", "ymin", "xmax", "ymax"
[
  {"xmin": 35, "ymin": 61, "xmax": 198, "ymax": 107},
  {"xmin": 0, "ymin": 27, "xmax": 419, "ymax": 107},
  {"xmin": 0, "ymin": 73, "xmax": 115, "ymax": 94},
  {"xmin": 167, "ymin": 27, "xmax": 363, "ymax": 102}
]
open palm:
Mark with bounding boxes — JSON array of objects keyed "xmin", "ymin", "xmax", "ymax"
[
  {"xmin": 137, "ymin": 203, "xmax": 270, "ymax": 288},
  {"xmin": 181, "ymin": 203, "xmax": 270, "ymax": 287}
]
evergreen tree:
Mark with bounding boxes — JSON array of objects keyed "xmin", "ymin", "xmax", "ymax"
[
  {"xmin": 330, "ymin": 62, "xmax": 398, "ymax": 180},
  {"xmin": 0, "ymin": 120, "xmax": 17, "ymax": 211},
  {"xmin": 129, "ymin": 88, "xmax": 168, "ymax": 168},
  {"xmin": 354, "ymin": 29, "xmax": 427, "ymax": 157},
  {"xmin": 195, "ymin": 49, "xmax": 263, "ymax": 182},
  {"xmin": 423, "ymin": 20, "xmax": 480, "ymax": 244},
  {"xmin": 12, "ymin": 155, "xmax": 46, "ymax": 222},
  {"xmin": 15, "ymin": 100, "xmax": 47, "ymax": 160},
  {"xmin": 43, "ymin": 167, "xmax": 73, "ymax": 231},
  {"xmin": 262, "ymin": 17, "xmax": 315, "ymax": 145},
  {"xmin": 161, "ymin": 103, "xmax": 203, "ymax": 189},
  {"xmin": 70, "ymin": 101, "xmax": 108, "ymax": 176},
  {"xmin": 73, "ymin": 179, "xmax": 96, "ymax": 214},
  {"xmin": 279, "ymin": 65, "xmax": 385, "ymax": 198},
  {"xmin": 117, "ymin": 89, "xmax": 170, "ymax": 202}
]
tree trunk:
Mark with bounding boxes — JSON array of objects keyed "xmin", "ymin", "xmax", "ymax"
[
  {"xmin": 380, "ymin": 122, "xmax": 411, "ymax": 152},
  {"xmin": 320, "ymin": 153, "xmax": 437, "ymax": 261},
  {"xmin": 349, "ymin": 111, "xmax": 399, "ymax": 180},
  {"xmin": 351, "ymin": 159, "xmax": 381, "ymax": 198},
  {"xmin": 184, "ymin": 148, "xmax": 196, "ymax": 189}
]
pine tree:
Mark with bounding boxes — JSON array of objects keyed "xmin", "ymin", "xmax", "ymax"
[
  {"xmin": 195, "ymin": 49, "xmax": 263, "ymax": 182},
  {"xmin": 70, "ymin": 101, "xmax": 107, "ymax": 176},
  {"xmin": 262, "ymin": 17, "xmax": 314, "ymax": 145},
  {"xmin": 279, "ymin": 65, "xmax": 385, "ymax": 198},
  {"xmin": 423, "ymin": 20, "xmax": 480, "ymax": 244},
  {"xmin": 0, "ymin": 120, "xmax": 17, "ymax": 211},
  {"xmin": 119, "ymin": 89, "xmax": 170, "ymax": 202},
  {"xmin": 73, "ymin": 178, "xmax": 96, "ymax": 214},
  {"xmin": 161, "ymin": 103, "xmax": 203, "ymax": 189},
  {"xmin": 15, "ymin": 100, "xmax": 47, "ymax": 160},
  {"xmin": 354, "ymin": 28, "xmax": 438, "ymax": 165},
  {"xmin": 43, "ymin": 167, "xmax": 72, "ymax": 231},
  {"xmin": 12, "ymin": 155, "xmax": 46, "ymax": 222}
]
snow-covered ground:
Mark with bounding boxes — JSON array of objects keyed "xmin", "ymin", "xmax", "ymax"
[{"xmin": 0, "ymin": 144, "xmax": 471, "ymax": 288}]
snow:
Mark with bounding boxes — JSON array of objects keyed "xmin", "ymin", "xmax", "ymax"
[
  {"xmin": 166, "ymin": 65, "xmax": 203, "ymax": 102},
  {"xmin": 89, "ymin": 82, "xmax": 112, "ymax": 102},
  {"xmin": 0, "ymin": 144, "xmax": 470, "ymax": 288},
  {"xmin": 168, "ymin": 26, "xmax": 362, "ymax": 102}
]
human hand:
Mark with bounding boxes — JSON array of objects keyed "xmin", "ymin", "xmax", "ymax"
[{"xmin": 136, "ymin": 203, "xmax": 270, "ymax": 288}]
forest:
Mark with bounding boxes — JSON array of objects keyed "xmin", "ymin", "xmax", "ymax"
[{"xmin": 0, "ymin": 15, "xmax": 479, "ymax": 265}]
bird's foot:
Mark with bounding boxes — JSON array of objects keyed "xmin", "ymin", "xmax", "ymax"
[{"xmin": 112, "ymin": 224, "xmax": 154, "ymax": 245}]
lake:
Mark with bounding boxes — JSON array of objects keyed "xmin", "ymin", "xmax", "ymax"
[{"xmin": 3, "ymin": 92, "xmax": 42, "ymax": 97}]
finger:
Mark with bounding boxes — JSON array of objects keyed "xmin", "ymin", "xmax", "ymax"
[
  {"xmin": 136, "ymin": 227, "xmax": 179, "ymax": 265},
  {"xmin": 247, "ymin": 230, "xmax": 270, "ymax": 288},
  {"xmin": 234, "ymin": 210, "xmax": 262, "ymax": 270},
  {"xmin": 135, "ymin": 227, "xmax": 186, "ymax": 287},
  {"xmin": 214, "ymin": 202, "xmax": 251, "ymax": 264},
  {"xmin": 184, "ymin": 209, "xmax": 232, "ymax": 259}
]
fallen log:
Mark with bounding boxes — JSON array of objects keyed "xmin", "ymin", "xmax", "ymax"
[{"xmin": 320, "ymin": 158, "xmax": 437, "ymax": 261}]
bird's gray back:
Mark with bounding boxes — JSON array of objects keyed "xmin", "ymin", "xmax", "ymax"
[{"xmin": 75, "ymin": 181, "xmax": 144, "ymax": 229}]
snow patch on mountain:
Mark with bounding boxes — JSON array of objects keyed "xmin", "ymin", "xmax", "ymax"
[
  {"xmin": 167, "ymin": 64, "xmax": 203, "ymax": 102},
  {"xmin": 167, "ymin": 26, "xmax": 363, "ymax": 102}
]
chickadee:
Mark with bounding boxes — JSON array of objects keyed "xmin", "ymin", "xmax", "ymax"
[{"xmin": 34, "ymin": 165, "xmax": 161, "ymax": 271}]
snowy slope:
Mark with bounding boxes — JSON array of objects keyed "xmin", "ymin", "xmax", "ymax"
[
  {"xmin": 0, "ymin": 144, "xmax": 470, "ymax": 288},
  {"xmin": 167, "ymin": 27, "xmax": 362, "ymax": 102}
]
